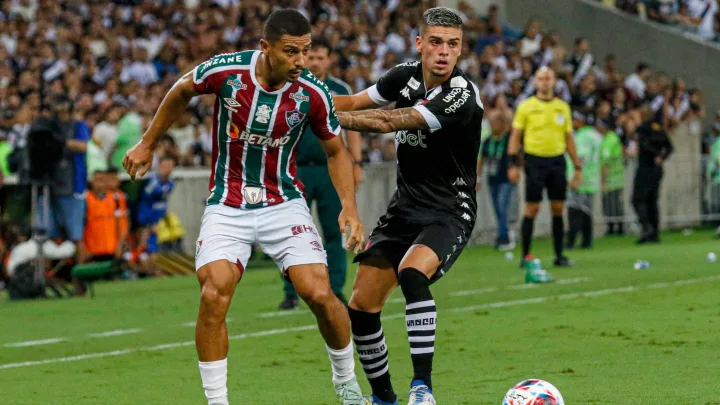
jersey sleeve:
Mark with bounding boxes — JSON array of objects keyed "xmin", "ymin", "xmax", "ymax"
[
  {"xmin": 412, "ymin": 84, "xmax": 476, "ymax": 133},
  {"xmin": 563, "ymin": 103, "xmax": 573, "ymax": 133},
  {"xmin": 367, "ymin": 63, "xmax": 413, "ymax": 106},
  {"xmin": 307, "ymin": 80, "xmax": 341, "ymax": 141},
  {"xmin": 192, "ymin": 56, "xmax": 233, "ymax": 95},
  {"xmin": 512, "ymin": 100, "xmax": 528, "ymax": 131}
]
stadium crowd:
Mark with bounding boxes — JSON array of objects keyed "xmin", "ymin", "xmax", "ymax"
[
  {"xmin": 598, "ymin": 0, "xmax": 720, "ymax": 41},
  {"xmin": 0, "ymin": 0, "xmax": 715, "ymax": 293}
]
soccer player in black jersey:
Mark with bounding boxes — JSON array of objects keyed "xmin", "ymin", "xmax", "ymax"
[{"xmin": 333, "ymin": 7, "xmax": 483, "ymax": 405}]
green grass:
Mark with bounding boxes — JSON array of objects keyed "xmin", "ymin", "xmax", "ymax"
[{"xmin": 2, "ymin": 230, "xmax": 720, "ymax": 404}]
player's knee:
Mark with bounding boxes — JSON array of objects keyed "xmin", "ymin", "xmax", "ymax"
[
  {"xmin": 301, "ymin": 286, "xmax": 335, "ymax": 310},
  {"xmin": 348, "ymin": 292, "xmax": 382, "ymax": 313},
  {"xmin": 398, "ymin": 268, "xmax": 431, "ymax": 301},
  {"xmin": 525, "ymin": 203, "xmax": 540, "ymax": 217},
  {"xmin": 199, "ymin": 285, "xmax": 232, "ymax": 321}
]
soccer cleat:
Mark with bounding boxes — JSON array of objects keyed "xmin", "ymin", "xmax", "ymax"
[
  {"xmin": 407, "ymin": 381, "xmax": 436, "ymax": 405},
  {"xmin": 519, "ymin": 254, "xmax": 535, "ymax": 269},
  {"xmin": 278, "ymin": 295, "xmax": 299, "ymax": 310},
  {"xmin": 368, "ymin": 395, "xmax": 399, "ymax": 405},
  {"xmin": 334, "ymin": 378, "xmax": 369, "ymax": 405},
  {"xmin": 553, "ymin": 256, "xmax": 573, "ymax": 267}
]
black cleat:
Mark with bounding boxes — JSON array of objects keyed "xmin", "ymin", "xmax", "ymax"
[
  {"xmin": 278, "ymin": 295, "xmax": 299, "ymax": 310},
  {"xmin": 554, "ymin": 256, "xmax": 573, "ymax": 267}
]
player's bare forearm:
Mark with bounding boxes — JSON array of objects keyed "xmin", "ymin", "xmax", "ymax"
[
  {"xmin": 345, "ymin": 130, "xmax": 363, "ymax": 162},
  {"xmin": 337, "ymin": 108, "xmax": 428, "ymax": 133},
  {"xmin": 141, "ymin": 72, "xmax": 199, "ymax": 147},
  {"xmin": 333, "ymin": 91, "xmax": 380, "ymax": 112},
  {"xmin": 565, "ymin": 132, "xmax": 581, "ymax": 168},
  {"xmin": 322, "ymin": 137, "xmax": 359, "ymax": 209},
  {"xmin": 508, "ymin": 128, "xmax": 523, "ymax": 156}
]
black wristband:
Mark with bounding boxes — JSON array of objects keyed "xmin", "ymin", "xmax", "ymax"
[{"xmin": 509, "ymin": 154, "xmax": 520, "ymax": 166}]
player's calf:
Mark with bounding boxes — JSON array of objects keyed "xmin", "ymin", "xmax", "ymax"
[{"xmin": 398, "ymin": 268, "xmax": 436, "ymax": 391}]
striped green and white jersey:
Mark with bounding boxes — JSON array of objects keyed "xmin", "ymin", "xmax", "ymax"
[{"xmin": 192, "ymin": 50, "xmax": 341, "ymax": 209}]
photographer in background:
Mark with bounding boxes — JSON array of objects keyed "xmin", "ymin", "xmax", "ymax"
[{"xmin": 30, "ymin": 96, "xmax": 89, "ymax": 250}]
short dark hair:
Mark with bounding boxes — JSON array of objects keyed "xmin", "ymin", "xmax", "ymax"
[
  {"xmin": 420, "ymin": 7, "xmax": 463, "ymax": 34},
  {"xmin": 574, "ymin": 37, "xmax": 587, "ymax": 46},
  {"xmin": 636, "ymin": 62, "xmax": 650, "ymax": 73},
  {"xmin": 264, "ymin": 9, "xmax": 311, "ymax": 43},
  {"xmin": 310, "ymin": 37, "xmax": 332, "ymax": 54}
]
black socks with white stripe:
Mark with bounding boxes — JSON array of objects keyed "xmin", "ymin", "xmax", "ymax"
[
  {"xmin": 349, "ymin": 307, "xmax": 397, "ymax": 403},
  {"xmin": 399, "ymin": 268, "xmax": 435, "ymax": 390}
]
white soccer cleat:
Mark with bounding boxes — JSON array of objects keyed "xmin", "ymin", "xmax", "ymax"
[
  {"xmin": 334, "ymin": 377, "xmax": 370, "ymax": 405},
  {"xmin": 407, "ymin": 383, "xmax": 436, "ymax": 405}
]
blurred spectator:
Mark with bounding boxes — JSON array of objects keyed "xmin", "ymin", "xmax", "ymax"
[
  {"xmin": 566, "ymin": 114, "xmax": 603, "ymax": 249},
  {"xmin": 137, "ymin": 156, "xmax": 176, "ymax": 256},
  {"xmin": 624, "ymin": 62, "xmax": 652, "ymax": 100},
  {"xmin": 517, "ymin": 18, "xmax": 543, "ymax": 57},
  {"xmin": 564, "ymin": 37, "xmax": 594, "ymax": 86},
  {"xmin": 600, "ymin": 118, "xmax": 627, "ymax": 236},
  {"xmin": 81, "ymin": 170, "xmax": 127, "ymax": 263},
  {"xmin": 477, "ymin": 111, "xmax": 515, "ymax": 250}
]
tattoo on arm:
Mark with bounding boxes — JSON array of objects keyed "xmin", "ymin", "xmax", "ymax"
[{"xmin": 337, "ymin": 108, "xmax": 429, "ymax": 133}]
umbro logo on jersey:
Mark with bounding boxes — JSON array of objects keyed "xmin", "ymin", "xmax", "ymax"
[
  {"xmin": 400, "ymin": 87, "xmax": 411, "ymax": 99},
  {"xmin": 452, "ymin": 177, "xmax": 467, "ymax": 186},
  {"xmin": 224, "ymin": 98, "xmax": 241, "ymax": 112},
  {"xmin": 226, "ymin": 76, "xmax": 247, "ymax": 91}
]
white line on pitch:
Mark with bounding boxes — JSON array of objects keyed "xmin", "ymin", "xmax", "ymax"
[
  {"xmin": 3, "ymin": 275, "xmax": 718, "ymax": 370},
  {"xmin": 450, "ymin": 287, "xmax": 498, "ymax": 297},
  {"xmin": 4, "ymin": 338, "xmax": 67, "ymax": 348},
  {"xmin": 556, "ymin": 277, "xmax": 591, "ymax": 285},
  {"xmin": 507, "ymin": 283, "xmax": 538, "ymax": 290},
  {"xmin": 87, "ymin": 329, "xmax": 143, "ymax": 338}
]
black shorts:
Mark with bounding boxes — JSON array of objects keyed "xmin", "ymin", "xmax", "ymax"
[
  {"xmin": 353, "ymin": 214, "xmax": 470, "ymax": 284},
  {"xmin": 524, "ymin": 154, "xmax": 567, "ymax": 203}
]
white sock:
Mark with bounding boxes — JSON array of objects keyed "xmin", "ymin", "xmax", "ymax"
[
  {"xmin": 326, "ymin": 342, "xmax": 356, "ymax": 385},
  {"xmin": 199, "ymin": 358, "xmax": 229, "ymax": 405}
]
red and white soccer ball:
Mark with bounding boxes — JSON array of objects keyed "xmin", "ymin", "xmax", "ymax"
[{"xmin": 502, "ymin": 379, "xmax": 564, "ymax": 405}]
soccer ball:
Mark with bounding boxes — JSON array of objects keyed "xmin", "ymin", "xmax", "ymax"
[{"xmin": 502, "ymin": 379, "xmax": 564, "ymax": 405}]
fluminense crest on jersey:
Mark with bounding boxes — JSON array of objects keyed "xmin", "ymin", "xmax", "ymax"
[{"xmin": 285, "ymin": 110, "xmax": 305, "ymax": 128}]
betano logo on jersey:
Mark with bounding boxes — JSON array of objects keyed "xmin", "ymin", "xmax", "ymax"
[{"xmin": 227, "ymin": 122, "xmax": 292, "ymax": 147}]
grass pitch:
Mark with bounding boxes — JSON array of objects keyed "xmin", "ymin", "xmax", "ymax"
[{"xmin": 2, "ymin": 230, "xmax": 720, "ymax": 404}]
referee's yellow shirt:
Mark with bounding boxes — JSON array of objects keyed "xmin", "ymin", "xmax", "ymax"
[{"xmin": 512, "ymin": 96, "xmax": 572, "ymax": 157}]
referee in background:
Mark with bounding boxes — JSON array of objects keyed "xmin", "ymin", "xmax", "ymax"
[{"xmin": 508, "ymin": 67, "xmax": 582, "ymax": 270}]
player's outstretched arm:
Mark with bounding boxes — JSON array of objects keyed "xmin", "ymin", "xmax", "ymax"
[
  {"xmin": 321, "ymin": 136, "xmax": 365, "ymax": 253},
  {"xmin": 123, "ymin": 71, "xmax": 199, "ymax": 180},
  {"xmin": 333, "ymin": 89, "xmax": 382, "ymax": 112},
  {"xmin": 336, "ymin": 108, "xmax": 429, "ymax": 134}
]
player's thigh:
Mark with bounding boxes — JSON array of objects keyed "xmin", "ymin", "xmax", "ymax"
[
  {"xmin": 286, "ymin": 263, "xmax": 333, "ymax": 303},
  {"xmin": 256, "ymin": 199, "xmax": 327, "ymax": 273},
  {"xmin": 546, "ymin": 156, "xmax": 568, "ymax": 202},
  {"xmin": 524, "ymin": 157, "xmax": 546, "ymax": 203},
  {"xmin": 406, "ymin": 222, "xmax": 468, "ymax": 283},
  {"xmin": 350, "ymin": 256, "xmax": 399, "ymax": 313},
  {"xmin": 194, "ymin": 205, "xmax": 254, "ymax": 274},
  {"xmin": 196, "ymin": 259, "xmax": 243, "ymax": 302}
]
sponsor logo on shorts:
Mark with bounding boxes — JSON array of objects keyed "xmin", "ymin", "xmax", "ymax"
[
  {"xmin": 309, "ymin": 240, "xmax": 323, "ymax": 252},
  {"xmin": 195, "ymin": 240, "xmax": 203, "ymax": 259},
  {"xmin": 291, "ymin": 224, "xmax": 318, "ymax": 236}
]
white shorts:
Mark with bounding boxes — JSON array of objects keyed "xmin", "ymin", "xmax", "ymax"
[{"xmin": 194, "ymin": 199, "xmax": 327, "ymax": 273}]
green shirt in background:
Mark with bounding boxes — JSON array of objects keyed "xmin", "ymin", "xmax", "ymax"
[
  {"xmin": 567, "ymin": 126, "xmax": 602, "ymax": 194},
  {"xmin": 296, "ymin": 75, "xmax": 352, "ymax": 166},
  {"xmin": 86, "ymin": 140, "xmax": 108, "ymax": 178},
  {"xmin": 600, "ymin": 131, "xmax": 625, "ymax": 191},
  {"xmin": 111, "ymin": 111, "xmax": 143, "ymax": 170},
  {"xmin": 707, "ymin": 137, "xmax": 720, "ymax": 184},
  {"xmin": 0, "ymin": 141, "xmax": 12, "ymax": 176}
]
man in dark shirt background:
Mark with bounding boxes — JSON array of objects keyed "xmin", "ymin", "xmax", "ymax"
[{"xmin": 633, "ymin": 106, "xmax": 673, "ymax": 244}]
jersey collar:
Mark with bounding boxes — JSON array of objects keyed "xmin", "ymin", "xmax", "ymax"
[{"xmin": 249, "ymin": 50, "xmax": 293, "ymax": 95}]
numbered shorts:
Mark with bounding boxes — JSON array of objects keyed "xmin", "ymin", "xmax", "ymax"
[{"xmin": 194, "ymin": 199, "xmax": 327, "ymax": 274}]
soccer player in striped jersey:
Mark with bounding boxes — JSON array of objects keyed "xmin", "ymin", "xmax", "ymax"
[{"xmin": 123, "ymin": 9, "xmax": 367, "ymax": 405}]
